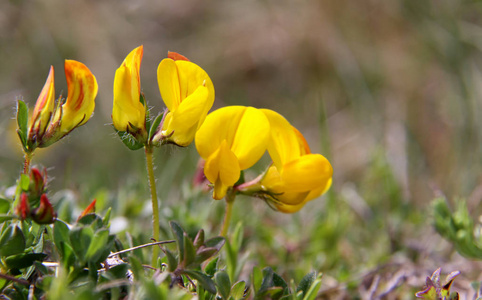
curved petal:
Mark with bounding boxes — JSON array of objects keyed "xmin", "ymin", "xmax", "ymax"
[
  {"xmin": 30, "ymin": 66, "xmax": 55, "ymax": 137},
  {"xmin": 60, "ymin": 60, "xmax": 98, "ymax": 133},
  {"xmin": 113, "ymin": 46, "xmax": 145, "ymax": 131},
  {"xmin": 204, "ymin": 140, "xmax": 241, "ymax": 199},
  {"xmin": 260, "ymin": 109, "xmax": 301, "ymax": 169},
  {"xmin": 163, "ymin": 85, "xmax": 209, "ymax": 146},
  {"xmin": 195, "ymin": 106, "xmax": 246, "ymax": 160},
  {"xmin": 280, "ymin": 154, "xmax": 333, "ymax": 193},
  {"xmin": 176, "ymin": 60, "xmax": 215, "ymax": 110},
  {"xmin": 157, "ymin": 58, "xmax": 181, "ymax": 111},
  {"xmin": 231, "ymin": 107, "xmax": 270, "ymax": 169}
]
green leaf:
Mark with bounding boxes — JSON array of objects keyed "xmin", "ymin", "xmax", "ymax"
[
  {"xmin": 183, "ymin": 269, "xmax": 217, "ymax": 295},
  {"xmin": 195, "ymin": 247, "xmax": 219, "ymax": 264},
  {"xmin": 148, "ymin": 112, "xmax": 164, "ymax": 142},
  {"xmin": 272, "ymin": 272, "xmax": 288, "ymax": 292},
  {"xmin": 252, "ymin": 266, "xmax": 263, "ymax": 294},
  {"xmin": 70, "ymin": 227, "xmax": 94, "ymax": 262},
  {"xmin": 204, "ymin": 236, "xmax": 225, "ymax": 250},
  {"xmin": 0, "ymin": 198, "xmax": 11, "ymax": 214},
  {"xmin": 85, "ymin": 229, "xmax": 110, "ymax": 262},
  {"xmin": 193, "ymin": 229, "xmax": 205, "ymax": 249},
  {"xmin": 183, "ymin": 233, "xmax": 197, "ymax": 268},
  {"xmin": 53, "ymin": 219, "xmax": 71, "ymax": 254},
  {"xmin": 204, "ymin": 257, "xmax": 219, "ymax": 277},
  {"xmin": 0, "ymin": 225, "xmax": 26, "ymax": 257},
  {"xmin": 116, "ymin": 130, "xmax": 144, "ymax": 151},
  {"xmin": 19, "ymin": 174, "xmax": 30, "ymax": 191},
  {"xmin": 302, "ymin": 274, "xmax": 322, "ymax": 300},
  {"xmin": 258, "ymin": 267, "xmax": 275, "ymax": 296},
  {"xmin": 163, "ymin": 248, "xmax": 178, "ymax": 272},
  {"xmin": 170, "ymin": 221, "xmax": 185, "ymax": 263},
  {"xmin": 231, "ymin": 281, "xmax": 246, "ymax": 300},
  {"xmin": 215, "ymin": 271, "xmax": 231, "ymax": 300},
  {"xmin": 5, "ymin": 253, "xmax": 47, "ymax": 269},
  {"xmin": 16, "ymin": 100, "xmax": 28, "ymax": 148},
  {"xmin": 102, "ymin": 208, "xmax": 112, "ymax": 227},
  {"xmin": 296, "ymin": 272, "xmax": 317, "ymax": 297}
]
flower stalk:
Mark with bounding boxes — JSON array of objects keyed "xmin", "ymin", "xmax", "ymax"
[
  {"xmin": 145, "ymin": 145, "xmax": 160, "ymax": 267},
  {"xmin": 220, "ymin": 189, "xmax": 236, "ymax": 237}
]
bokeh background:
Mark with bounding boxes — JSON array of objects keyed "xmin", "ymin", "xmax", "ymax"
[{"xmin": 1, "ymin": 0, "xmax": 482, "ymax": 298}]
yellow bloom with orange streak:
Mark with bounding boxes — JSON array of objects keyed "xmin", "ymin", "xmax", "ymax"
[
  {"xmin": 154, "ymin": 52, "xmax": 214, "ymax": 147},
  {"xmin": 24, "ymin": 60, "xmax": 98, "ymax": 150},
  {"xmin": 112, "ymin": 45, "xmax": 146, "ymax": 139},
  {"xmin": 195, "ymin": 106, "xmax": 270, "ymax": 200},
  {"xmin": 245, "ymin": 109, "xmax": 333, "ymax": 213}
]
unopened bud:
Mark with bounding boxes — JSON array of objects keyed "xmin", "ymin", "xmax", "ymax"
[
  {"xmin": 29, "ymin": 167, "xmax": 47, "ymax": 198},
  {"xmin": 78, "ymin": 199, "xmax": 96, "ymax": 221},
  {"xmin": 31, "ymin": 194, "xmax": 57, "ymax": 224},
  {"xmin": 16, "ymin": 193, "xmax": 30, "ymax": 221}
]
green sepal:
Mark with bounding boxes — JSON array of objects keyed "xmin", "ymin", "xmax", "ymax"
[
  {"xmin": 19, "ymin": 174, "xmax": 30, "ymax": 192},
  {"xmin": 16, "ymin": 100, "xmax": 29, "ymax": 151},
  {"xmin": 148, "ymin": 111, "xmax": 165, "ymax": 143},
  {"xmin": 182, "ymin": 269, "xmax": 217, "ymax": 295},
  {"xmin": 116, "ymin": 130, "xmax": 144, "ymax": 151}
]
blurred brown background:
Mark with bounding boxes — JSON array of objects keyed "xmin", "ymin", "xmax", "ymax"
[{"xmin": 0, "ymin": 0, "xmax": 481, "ymax": 207}]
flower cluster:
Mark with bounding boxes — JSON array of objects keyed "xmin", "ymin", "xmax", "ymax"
[{"xmin": 15, "ymin": 167, "xmax": 56, "ymax": 224}]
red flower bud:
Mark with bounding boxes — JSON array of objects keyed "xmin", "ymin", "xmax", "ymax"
[
  {"xmin": 16, "ymin": 193, "xmax": 30, "ymax": 220},
  {"xmin": 31, "ymin": 194, "xmax": 57, "ymax": 224},
  {"xmin": 29, "ymin": 167, "xmax": 47, "ymax": 198}
]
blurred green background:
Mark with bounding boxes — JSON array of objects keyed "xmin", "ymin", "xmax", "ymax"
[{"xmin": 1, "ymin": 0, "xmax": 482, "ymax": 297}]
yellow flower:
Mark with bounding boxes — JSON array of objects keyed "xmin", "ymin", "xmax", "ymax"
[
  {"xmin": 156, "ymin": 52, "xmax": 214, "ymax": 147},
  {"xmin": 258, "ymin": 109, "xmax": 333, "ymax": 213},
  {"xmin": 29, "ymin": 66, "xmax": 55, "ymax": 141},
  {"xmin": 195, "ymin": 106, "xmax": 270, "ymax": 199},
  {"xmin": 54, "ymin": 60, "xmax": 98, "ymax": 134},
  {"xmin": 112, "ymin": 45, "xmax": 146, "ymax": 137},
  {"xmin": 26, "ymin": 60, "xmax": 98, "ymax": 149}
]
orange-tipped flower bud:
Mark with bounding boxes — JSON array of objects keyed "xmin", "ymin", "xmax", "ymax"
[
  {"xmin": 31, "ymin": 194, "xmax": 57, "ymax": 224},
  {"xmin": 78, "ymin": 199, "xmax": 96, "ymax": 221}
]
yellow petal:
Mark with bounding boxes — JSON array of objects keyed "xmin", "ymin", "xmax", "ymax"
[
  {"xmin": 230, "ymin": 107, "xmax": 270, "ymax": 169},
  {"xmin": 163, "ymin": 85, "xmax": 209, "ymax": 146},
  {"xmin": 280, "ymin": 154, "xmax": 333, "ymax": 193},
  {"xmin": 157, "ymin": 58, "xmax": 181, "ymax": 112},
  {"xmin": 176, "ymin": 60, "xmax": 215, "ymax": 110},
  {"xmin": 60, "ymin": 60, "xmax": 98, "ymax": 133},
  {"xmin": 274, "ymin": 201, "xmax": 307, "ymax": 213},
  {"xmin": 30, "ymin": 66, "xmax": 55, "ymax": 137},
  {"xmin": 196, "ymin": 106, "xmax": 246, "ymax": 160},
  {"xmin": 196, "ymin": 106, "xmax": 270, "ymax": 170},
  {"xmin": 260, "ymin": 165, "xmax": 310, "ymax": 205},
  {"xmin": 204, "ymin": 140, "xmax": 240, "ymax": 200},
  {"xmin": 113, "ymin": 46, "xmax": 145, "ymax": 131},
  {"xmin": 260, "ymin": 109, "xmax": 301, "ymax": 169}
]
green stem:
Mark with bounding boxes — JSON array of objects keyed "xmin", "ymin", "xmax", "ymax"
[
  {"xmin": 220, "ymin": 190, "xmax": 236, "ymax": 237},
  {"xmin": 145, "ymin": 146, "xmax": 160, "ymax": 267}
]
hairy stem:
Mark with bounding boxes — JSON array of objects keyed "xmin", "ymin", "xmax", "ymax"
[
  {"xmin": 23, "ymin": 152, "xmax": 32, "ymax": 174},
  {"xmin": 145, "ymin": 146, "xmax": 160, "ymax": 267}
]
